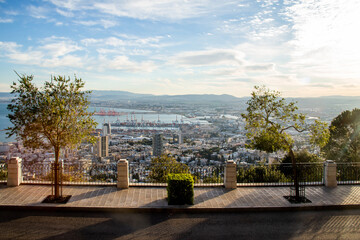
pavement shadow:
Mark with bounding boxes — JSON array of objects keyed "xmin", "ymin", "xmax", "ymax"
[
  {"xmin": 193, "ymin": 187, "xmax": 231, "ymax": 205},
  {"xmin": 38, "ymin": 211, "xmax": 170, "ymax": 240},
  {"xmin": 66, "ymin": 186, "xmax": 118, "ymax": 203}
]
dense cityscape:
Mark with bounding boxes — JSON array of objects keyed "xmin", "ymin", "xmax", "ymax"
[{"xmin": 1, "ymin": 92, "xmax": 358, "ymax": 183}]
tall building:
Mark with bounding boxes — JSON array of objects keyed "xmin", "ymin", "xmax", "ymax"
[
  {"xmin": 178, "ymin": 131, "xmax": 183, "ymax": 144},
  {"xmin": 152, "ymin": 133, "xmax": 163, "ymax": 157},
  {"xmin": 102, "ymin": 122, "xmax": 111, "ymax": 136},
  {"xmin": 94, "ymin": 136, "xmax": 109, "ymax": 158}
]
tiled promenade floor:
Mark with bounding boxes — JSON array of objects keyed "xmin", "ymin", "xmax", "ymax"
[{"xmin": 1, "ymin": 184, "xmax": 360, "ymax": 210}]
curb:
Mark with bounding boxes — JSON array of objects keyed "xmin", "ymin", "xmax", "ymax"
[{"xmin": 1, "ymin": 204, "xmax": 360, "ymax": 214}]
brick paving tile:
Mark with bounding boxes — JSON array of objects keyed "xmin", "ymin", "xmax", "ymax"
[{"xmin": 1, "ymin": 184, "xmax": 360, "ymax": 209}]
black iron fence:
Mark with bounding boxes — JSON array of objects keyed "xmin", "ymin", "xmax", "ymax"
[
  {"xmin": 15, "ymin": 160, "xmax": 360, "ymax": 186},
  {"xmin": 237, "ymin": 163, "xmax": 324, "ymax": 186},
  {"xmin": 337, "ymin": 162, "xmax": 360, "ymax": 185},
  {"xmin": 129, "ymin": 162, "xmax": 224, "ymax": 186},
  {"xmin": 22, "ymin": 162, "xmax": 117, "ymax": 185},
  {"xmin": 0, "ymin": 163, "xmax": 7, "ymax": 183}
]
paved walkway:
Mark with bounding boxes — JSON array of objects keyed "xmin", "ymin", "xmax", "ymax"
[{"xmin": 1, "ymin": 184, "xmax": 360, "ymax": 211}]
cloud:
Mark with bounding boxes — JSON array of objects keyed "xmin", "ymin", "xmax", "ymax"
[
  {"xmin": 245, "ymin": 63, "xmax": 274, "ymax": 71},
  {"xmin": 284, "ymin": 0, "xmax": 360, "ymax": 79},
  {"xmin": 75, "ymin": 19, "xmax": 117, "ymax": 28},
  {"xmin": 27, "ymin": 5, "xmax": 48, "ymax": 19},
  {"xmin": 204, "ymin": 68, "xmax": 240, "ymax": 76},
  {"xmin": 105, "ymin": 55, "xmax": 156, "ymax": 72},
  {"xmin": 0, "ymin": 36, "xmax": 157, "ymax": 73},
  {"xmin": 0, "ymin": 38, "xmax": 83, "ymax": 68},
  {"xmin": 82, "ymin": 36, "xmax": 161, "ymax": 47},
  {"xmin": 172, "ymin": 49, "xmax": 245, "ymax": 66},
  {"xmin": 39, "ymin": 37, "xmax": 82, "ymax": 57},
  {"xmin": 0, "ymin": 41, "xmax": 19, "ymax": 52},
  {"xmin": 48, "ymin": 0, "xmax": 238, "ymax": 21},
  {"xmin": 0, "ymin": 18, "xmax": 13, "ymax": 23},
  {"xmin": 4, "ymin": 10, "xmax": 19, "ymax": 15},
  {"xmin": 308, "ymin": 83, "xmax": 334, "ymax": 88},
  {"xmin": 56, "ymin": 8, "xmax": 74, "ymax": 17}
]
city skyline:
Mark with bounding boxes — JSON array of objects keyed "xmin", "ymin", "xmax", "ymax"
[{"xmin": 0, "ymin": 0, "xmax": 360, "ymax": 97}]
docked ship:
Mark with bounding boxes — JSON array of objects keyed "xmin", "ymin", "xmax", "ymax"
[
  {"xmin": 111, "ymin": 115, "xmax": 185, "ymax": 129},
  {"xmin": 94, "ymin": 109, "xmax": 128, "ymax": 116}
]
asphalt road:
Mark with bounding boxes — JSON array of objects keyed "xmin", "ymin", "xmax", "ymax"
[{"xmin": 0, "ymin": 208, "xmax": 360, "ymax": 240}]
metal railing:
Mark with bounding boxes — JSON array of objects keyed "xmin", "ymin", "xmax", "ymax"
[
  {"xmin": 17, "ymin": 160, "xmax": 360, "ymax": 187},
  {"xmin": 337, "ymin": 162, "xmax": 360, "ymax": 185},
  {"xmin": 22, "ymin": 162, "xmax": 117, "ymax": 185},
  {"xmin": 22, "ymin": 162, "xmax": 52, "ymax": 184},
  {"xmin": 129, "ymin": 162, "xmax": 224, "ymax": 186},
  {"xmin": 236, "ymin": 163, "xmax": 324, "ymax": 186},
  {"xmin": 0, "ymin": 163, "xmax": 7, "ymax": 183}
]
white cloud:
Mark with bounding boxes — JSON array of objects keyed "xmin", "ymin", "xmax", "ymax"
[
  {"xmin": 172, "ymin": 49, "xmax": 245, "ymax": 66},
  {"xmin": 0, "ymin": 36, "xmax": 157, "ymax": 73},
  {"xmin": 284, "ymin": 0, "xmax": 360, "ymax": 79},
  {"xmin": 28, "ymin": 5, "xmax": 48, "ymax": 19},
  {"xmin": 48, "ymin": 0, "xmax": 238, "ymax": 21},
  {"xmin": 204, "ymin": 68, "xmax": 241, "ymax": 77},
  {"xmin": 39, "ymin": 37, "xmax": 82, "ymax": 57},
  {"xmin": 56, "ymin": 8, "xmax": 74, "ymax": 17},
  {"xmin": 75, "ymin": 19, "xmax": 117, "ymax": 28},
  {"xmin": 4, "ymin": 10, "xmax": 19, "ymax": 16},
  {"xmin": 0, "ymin": 38, "xmax": 83, "ymax": 68},
  {"xmin": 245, "ymin": 63, "xmax": 274, "ymax": 71},
  {"xmin": 105, "ymin": 55, "xmax": 156, "ymax": 72},
  {"xmin": 0, "ymin": 18, "xmax": 13, "ymax": 23},
  {"xmin": 42, "ymin": 55, "xmax": 84, "ymax": 68},
  {"xmin": 80, "ymin": 36, "xmax": 163, "ymax": 54}
]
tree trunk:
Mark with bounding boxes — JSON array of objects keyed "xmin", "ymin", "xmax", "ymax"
[
  {"xmin": 54, "ymin": 147, "xmax": 60, "ymax": 198},
  {"xmin": 289, "ymin": 148, "xmax": 299, "ymax": 200}
]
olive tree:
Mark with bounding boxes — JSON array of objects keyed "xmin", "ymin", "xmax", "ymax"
[
  {"xmin": 7, "ymin": 73, "xmax": 96, "ymax": 199},
  {"xmin": 241, "ymin": 86, "xmax": 329, "ymax": 200}
]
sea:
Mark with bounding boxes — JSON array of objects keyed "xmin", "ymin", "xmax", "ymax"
[{"xmin": 0, "ymin": 103, "xmax": 198, "ymax": 143}]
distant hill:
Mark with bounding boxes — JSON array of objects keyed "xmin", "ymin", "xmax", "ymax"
[
  {"xmin": 90, "ymin": 90, "xmax": 152, "ymax": 101},
  {"xmin": 0, "ymin": 92, "xmax": 12, "ymax": 102},
  {"xmin": 0, "ymin": 90, "xmax": 359, "ymax": 111},
  {"xmin": 90, "ymin": 90, "xmax": 240, "ymax": 104}
]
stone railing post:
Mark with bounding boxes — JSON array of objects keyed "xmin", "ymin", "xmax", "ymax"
[
  {"xmin": 324, "ymin": 160, "xmax": 337, "ymax": 187},
  {"xmin": 117, "ymin": 159, "xmax": 129, "ymax": 189},
  {"xmin": 7, "ymin": 157, "xmax": 22, "ymax": 187},
  {"xmin": 224, "ymin": 160, "xmax": 237, "ymax": 189}
]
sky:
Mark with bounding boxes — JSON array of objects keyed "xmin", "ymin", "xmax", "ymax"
[{"xmin": 0, "ymin": 0, "xmax": 360, "ymax": 97}]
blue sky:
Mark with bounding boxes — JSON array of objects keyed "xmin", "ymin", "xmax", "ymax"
[{"xmin": 0, "ymin": 0, "xmax": 360, "ymax": 97}]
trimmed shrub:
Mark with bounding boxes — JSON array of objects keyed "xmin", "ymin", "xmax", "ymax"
[{"xmin": 167, "ymin": 173, "xmax": 194, "ymax": 205}]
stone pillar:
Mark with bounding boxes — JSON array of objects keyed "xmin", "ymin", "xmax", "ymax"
[
  {"xmin": 7, "ymin": 157, "xmax": 22, "ymax": 187},
  {"xmin": 324, "ymin": 160, "xmax": 337, "ymax": 187},
  {"xmin": 117, "ymin": 159, "xmax": 129, "ymax": 189},
  {"xmin": 224, "ymin": 160, "xmax": 237, "ymax": 189}
]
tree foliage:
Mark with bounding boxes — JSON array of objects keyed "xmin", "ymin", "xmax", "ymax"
[
  {"xmin": 148, "ymin": 155, "xmax": 189, "ymax": 183},
  {"xmin": 280, "ymin": 150, "xmax": 324, "ymax": 182},
  {"xmin": 237, "ymin": 165, "xmax": 290, "ymax": 183},
  {"xmin": 0, "ymin": 165, "xmax": 7, "ymax": 180},
  {"xmin": 7, "ymin": 74, "xmax": 96, "ymax": 151},
  {"xmin": 322, "ymin": 108, "xmax": 360, "ymax": 162},
  {"xmin": 7, "ymin": 73, "xmax": 96, "ymax": 197},
  {"xmin": 241, "ymin": 86, "xmax": 329, "ymax": 199},
  {"xmin": 282, "ymin": 149, "xmax": 323, "ymax": 164},
  {"xmin": 241, "ymin": 86, "xmax": 329, "ymax": 155}
]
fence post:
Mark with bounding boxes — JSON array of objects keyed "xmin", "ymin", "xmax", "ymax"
[
  {"xmin": 324, "ymin": 160, "xmax": 337, "ymax": 187},
  {"xmin": 117, "ymin": 159, "xmax": 129, "ymax": 189},
  {"xmin": 224, "ymin": 160, "xmax": 237, "ymax": 189},
  {"xmin": 7, "ymin": 157, "xmax": 22, "ymax": 187}
]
